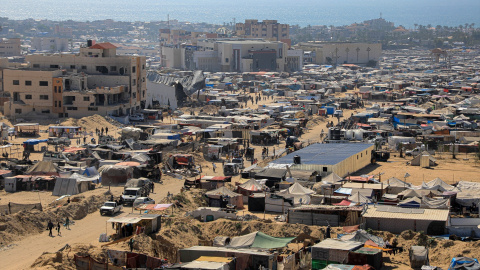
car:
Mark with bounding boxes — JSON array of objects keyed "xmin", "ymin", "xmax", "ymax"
[
  {"xmin": 100, "ymin": 201, "xmax": 123, "ymax": 216},
  {"xmin": 231, "ymin": 157, "xmax": 245, "ymax": 169},
  {"xmin": 333, "ymin": 110, "xmax": 343, "ymax": 117},
  {"xmin": 133, "ymin": 197, "xmax": 155, "ymax": 208},
  {"xmin": 129, "ymin": 113, "xmax": 145, "ymax": 122}
]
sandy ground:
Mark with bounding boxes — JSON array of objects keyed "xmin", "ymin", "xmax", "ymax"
[{"xmin": 0, "ymin": 89, "xmax": 479, "ymax": 269}]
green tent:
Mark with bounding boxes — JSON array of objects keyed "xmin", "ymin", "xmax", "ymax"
[{"xmin": 250, "ymin": 231, "xmax": 295, "ymax": 249}]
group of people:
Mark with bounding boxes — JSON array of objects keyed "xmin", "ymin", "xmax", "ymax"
[
  {"xmin": 47, "ymin": 217, "xmax": 70, "ymax": 237},
  {"xmin": 95, "ymin": 127, "xmax": 109, "ymax": 136}
]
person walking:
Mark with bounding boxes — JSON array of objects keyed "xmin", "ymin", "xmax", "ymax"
[
  {"xmin": 128, "ymin": 237, "xmax": 134, "ymax": 252},
  {"xmin": 57, "ymin": 222, "xmax": 61, "ymax": 236},
  {"xmin": 65, "ymin": 217, "xmax": 70, "ymax": 229},
  {"xmin": 326, "ymin": 225, "xmax": 331, "ymax": 239},
  {"xmin": 105, "ymin": 127, "xmax": 109, "ymax": 135},
  {"xmin": 212, "ymin": 162, "xmax": 217, "ymax": 173},
  {"xmin": 47, "ymin": 220, "xmax": 54, "ymax": 237}
]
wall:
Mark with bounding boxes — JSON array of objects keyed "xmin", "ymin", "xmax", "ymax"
[{"xmin": 146, "ymin": 79, "xmax": 178, "ymax": 109}]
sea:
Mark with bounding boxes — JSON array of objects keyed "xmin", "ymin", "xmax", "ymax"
[{"xmin": 1, "ymin": 0, "xmax": 479, "ymax": 29}]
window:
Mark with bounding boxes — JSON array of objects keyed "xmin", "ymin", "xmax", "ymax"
[
  {"xmin": 41, "ymin": 109, "xmax": 50, "ymax": 114},
  {"xmin": 55, "ymin": 101, "xmax": 57, "ymax": 107},
  {"xmin": 40, "ymin": 95, "xmax": 49, "ymax": 100},
  {"xmin": 25, "ymin": 94, "xmax": 32, "ymax": 99},
  {"xmin": 81, "ymin": 66, "xmax": 87, "ymax": 70},
  {"xmin": 88, "ymin": 52, "xmax": 92, "ymax": 55},
  {"xmin": 66, "ymin": 107, "xmax": 78, "ymax": 111},
  {"xmin": 132, "ymin": 66, "xmax": 136, "ymax": 73},
  {"xmin": 54, "ymin": 86, "xmax": 57, "ymax": 93},
  {"xmin": 323, "ymin": 167, "xmax": 328, "ymax": 172},
  {"xmin": 39, "ymin": 81, "xmax": 48, "ymax": 86},
  {"xmin": 88, "ymin": 107, "xmax": 98, "ymax": 111},
  {"xmin": 15, "ymin": 109, "xmax": 22, "ymax": 114},
  {"xmin": 70, "ymin": 65, "xmax": 76, "ymax": 69},
  {"xmin": 50, "ymin": 64, "xmax": 59, "ymax": 69},
  {"xmin": 225, "ymin": 58, "xmax": 229, "ymax": 63},
  {"xmin": 142, "ymin": 64, "xmax": 145, "ymax": 70},
  {"xmin": 13, "ymin": 80, "xmax": 19, "ymax": 85},
  {"xmin": 25, "ymin": 80, "xmax": 32, "ymax": 86},
  {"xmin": 58, "ymin": 101, "xmax": 61, "ymax": 107},
  {"xmin": 133, "ymin": 79, "xmax": 136, "ymax": 84},
  {"xmin": 33, "ymin": 64, "xmax": 40, "ymax": 68},
  {"xmin": 110, "ymin": 66, "xmax": 117, "ymax": 72},
  {"xmin": 58, "ymin": 87, "xmax": 62, "ymax": 93},
  {"xmin": 83, "ymin": 96, "xmax": 90, "ymax": 101}
]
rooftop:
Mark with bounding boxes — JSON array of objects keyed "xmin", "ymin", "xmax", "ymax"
[
  {"xmin": 271, "ymin": 143, "xmax": 373, "ymax": 166},
  {"xmin": 362, "ymin": 205, "xmax": 449, "ymax": 221}
]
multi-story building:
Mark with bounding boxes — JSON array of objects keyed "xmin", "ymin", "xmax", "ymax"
[
  {"xmin": 193, "ymin": 39, "xmax": 289, "ymax": 72},
  {"xmin": 31, "ymin": 37, "xmax": 69, "ymax": 52},
  {"xmin": 295, "ymin": 42, "xmax": 382, "ymax": 66},
  {"xmin": 0, "ymin": 38, "xmax": 21, "ymax": 57},
  {"xmin": 3, "ymin": 41, "xmax": 146, "ymax": 118},
  {"xmin": 235, "ymin": 20, "xmax": 290, "ymax": 46}
]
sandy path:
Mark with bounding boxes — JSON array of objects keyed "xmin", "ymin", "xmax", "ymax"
[{"xmin": 0, "ymin": 179, "xmax": 181, "ymax": 270}]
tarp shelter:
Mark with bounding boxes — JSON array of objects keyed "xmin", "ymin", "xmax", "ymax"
[
  {"xmin": 236, "ymin": 178, "xmax": 264, "ymax": 203},
  {"xmin": 340, "ymin": 229, "xmax": 385, "ymax": 248},
  {"xmin": 52, "ymin": 177, "xmax": 90, "ymax": 196},
  {"xmin": 449, "ymin": 257, "xmax": 480, "ymax": 270},
  {"xmin": 409, "ymin": 246, "xmax": 428, "ymax": 269},
  {"xmin": 99, "ymin": 165, "xmax": 134, "ymax": 186},
  {"xmin": 410, "ymin": 151, "xmax": 437, "ymax": 167},
  {"xmin": 311, "ymin": 239, "xmax": 364, "ymax": 265},
  {"xmin": 254, "ymin": 168, "xmax": 287, "ymax": 187},
  {"xmin": 227, "ymin": 231, "xmax": 295, "ymax": 249},
  {"xmin": 205, "ymin": 186, "xmax": 243, "ymax": 209},
  {"xmin": 383, "ymin": 177, "xmax": 411, "ymax": 194},
  {"xmin": 315, "ymin": 172, "xmax": 343, "ymax": 195},
  {"xmin": 398, "ymin": 197, "xmax": 421, "ymax": 208},
  {"xmin": 348, "ymin": 192, "xmax": 372, "ymax": 205},
  {"xmin": 456, "ymin": 190, "xmax": 480, "ymax": 207},
  {"xmin": 107, "ymin": 213, "xmax": 161, "ymax": 236},
  {"xmin": 26, "ymin": 161, "xmax": 60, "ymax": 176},
  {"xmin": 421, "ymin": 178, "xmax": 458, "ymax": 192},
  {"xmin": 137, "ymin": 204, "xmax": 172, "ymax": 211}
]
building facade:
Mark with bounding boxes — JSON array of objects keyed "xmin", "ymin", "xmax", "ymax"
[
  {"xmin": 31, "ymin": 37, "xmax": 69, "ymax": 52},
  {"xmin": 3, "ymin": 41, "xmax": 146, "ymax": 118},
  {"xmin": 235, "ymin": 20, "xmax": 290, "ymax": 45},
  {"xmin": 0, "ymin": 38, "xmax": 21, "ymax": 57},
  {"xmin": 296, "ymin": 42, "xmax": 382, "ymax": 66}
]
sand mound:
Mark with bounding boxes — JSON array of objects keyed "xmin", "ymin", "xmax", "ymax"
[
  {"xmin": 60, "ymin": 114, "xmax": 119, "ymax": 133},
  {"xmin": 0, "ymin": 195, "xmax": 104, "ymax": 246},
  {"xmin": 31, "ymin": 244, "xmax": 105, "ymax": 270}
]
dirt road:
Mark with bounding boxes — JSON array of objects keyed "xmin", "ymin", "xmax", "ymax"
[{"xmin": 0, "ymin": 178, "xmax": 182, "ymax": 270}]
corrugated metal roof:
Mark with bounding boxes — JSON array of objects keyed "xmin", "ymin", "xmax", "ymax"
[
  {"xmin": 362, "ymin": 205, "xmax": 449, "ymax": 221},
  {"xmin": 271, "ymin": 143, "xmax": 373, "ymax": 166}
]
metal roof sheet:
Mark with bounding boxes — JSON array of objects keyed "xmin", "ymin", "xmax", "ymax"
[
  {"xmin": 312, "ymin": 239, "xmax": 364, "ymax": 251},
  {"xmin": 362, "ymin": 205, "xmax": 449, "ymax": 221},
  {"xmin": 271, "ymin": 143, "xmax": 373, "ymax": 166}
]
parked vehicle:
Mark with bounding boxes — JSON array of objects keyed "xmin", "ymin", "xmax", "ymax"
[
  {"xmin": 133, "ymin": 197, "xmax": 155, "ymax": 208},
  {"xmin": 100, "ymin": 201, "xmax": 123, "ymax": 215},
  {"xmin": 333, "ymin": 110, "xmax": 343, "ymax": 117},
  {"xmin": 224, "ymin": 163, "xmax": 239, "ymax": 176},
  {"xmin": 121, "ymin": 178, "xmax": 151, "ymax": 205},
  {"xmin": 129, "ymin": 113, "xmax": 145, "ymax": 122},
  {"xmin": 231, "ymin": 157, "xmax": 245, "ymax": 169},
  {"xmin": 47, "ymin": 137, "xmax": 71, "ymax": 146}
]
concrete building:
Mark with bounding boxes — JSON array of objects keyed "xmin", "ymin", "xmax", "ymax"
[
  {"xmin": 270, "ymin": 143, "xmax": 375, "ymax": 177},
  {"xmin": 31, "ymin": 37, "xmax": 69, "ymax": 52},
  {"xmin": 194, "ymin": 39, "xmax": 288, "ymax": 72},
  {"xmin": 0, "ymin": 38, "xmax": 21, "ymax": 57},
  {"xmin": 235, "ymin": 19, "xmax": 290, "ymax": 45},
  {"xmin": 3, "ymin": 41, "xmax": 146, "ymax": 118},
  {"xmin": 296, "ymin": 42, "xmax": 382, "ymax": 66}
]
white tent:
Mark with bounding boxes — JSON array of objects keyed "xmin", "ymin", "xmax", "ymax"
[
  {"xmin": 421, "ymin": 177, "xmax": 458, "ymax": 192},
  {"xmin": 277, "ymin": 182, "xmax": 314, "ymax": 196},
  {"xmin": 348, "ymin": 192, "xmax": 372, "ymax": 204}
]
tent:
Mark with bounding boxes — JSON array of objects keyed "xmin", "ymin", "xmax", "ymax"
[
  {"xmin": 99, "ymin": 165, "xmax": 134, "ymax": 186},
  {"xmin": 314, "ymin": 172, "xmax": 343, "ymax": 194},
  {"xmin": 26, "ymin": 161, "xmax": 60, "ymax": 176},
  {"xmin": 348, "ymin": 192, "xmax": 372, "ymax": 205},
  {"xmin": 421, "ymin": 178, "xmax": 459, "ymax": 192},
  {"xmin": 52, "ymin": 177, "xmax": 89, "ymax": 196},
  {"xmin": 340, "ymin": 229, "xmax": 385, "ymax": 247},
  {"xmin": 205, "ymin": 186, "xmax": 243, "ymax": 209},
  {"xmin": 236, "ymin": 178, "xmax": 264, "ymax": 203},
  {"xmin": 276, "ymin": 182, "xmax": 314, "ymax": 205},
  {"xmin": 410, "ymin": 152, "xmax": 437, "ymax": 167},
  {"xmin": 227, "ymin": 231, "xmax": 295, "ymax": 249},
  {"xmin": 383, "ymin": 177, "xmax": 412, "ymax": 194},
  {"xmin": 398, "ymin": 197, "xmax": 421, "ymax": 208},
  {"xmin": 449, "ymin": 257, "xmax": 480, "ymax": 270}
]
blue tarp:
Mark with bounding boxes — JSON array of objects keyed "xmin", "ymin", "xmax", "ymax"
[
  {"xmin": 288, "ymin": 84, "xmax": 301, "ymax": 90},
  {"xmin": 449, "ymin": 257, "xmax": 480, "ymax": 270},
  {"xmin": 335, "ymin": 187, "xmax": 353, "ymax": 195},
  {"xmin": 23, "ymin": 139, "xmax": 48, "ymax": 145}
]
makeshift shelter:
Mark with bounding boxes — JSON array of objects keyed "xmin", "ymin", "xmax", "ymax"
[
  {"xmin": 399, "ymin": 189, "xmax": 441, "ymax": 199},
  {"xmin": 227, "ymin": 231, "xmax": 295, "ymax": 249},
  {"xmin": 236, "ymin": 178, "xmax": 264, "ymax": 203},
  {"xmin": 421, "ymin": 177, "xmax": 458, "ymax": 192},
  {"xmin": 205, "ymin": 186, "xmax": 243, "ymax": 209},
  {"xmin": 398, "ymin": 197, "xmax": 421, "ymax": 208},
  {"xmin": 311, "ymin": 239, "xmax": 364, "ymax": 269},
  {"xmin": 99, "ymin": 165, "xmax": 134, "ymax": 186},
  {"xmin": 383, "ymin": 177, "xmax": 411, "ymax": 194},
  {"xmin": 348, "ymin": 192, "xmax": 372, "ymax": 205},
  {"xmin": 254, "ymin": 168, "xmax": 287, "ymax": 187},
  {"xmin": 107, "ymin": 213, "xmax": 161, "ymax": 238},
  {"xmin": 456, "ymin": 190, "xmax": 480, "ymax": 207},
  {"xmin": 410, "ymin": 151, "xmax": 437, "ymax": 167},
  {"xmin": 52, "ymin": 177, "xmax": 90, "ymax": 196},
  {"xmin": 277, "ymin": 181, "xmax": 314, "ymax": 205},
  {"xmin": 340, "ymin": 229, "xmax": 385, "ymax": 247},
  {"xmin": 422, "ymin": 196, "xmax": 450, "ymax": 209},
  {"xmin": 248, "ymin": 192, "xmax": 265, "ymax": 212},
  {"xmin": 315, "ymin": 172, "xmax": 343, "ymax": 195},
  {"xmin": 448, "ymin": 257, "xmax": 480, "ymax": 270},
  {"xmin": 26, "ymin": 161, "xmax": 60, "ymax": 176},
  {"xmin": 348, "ymin": 247, "xmax": 383, "ymax": 270},
  {"xmin": 409, "ymin": 246, "xmax": 429, "ymax": 269}
]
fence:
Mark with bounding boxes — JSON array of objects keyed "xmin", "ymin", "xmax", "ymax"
[
  {"xmin": 75, "ymin": 251, "xmax": 166, "ymax": 270},
  {"xmin": 0, "ymin": 202, "xmax": 42, "ymax": 215}
]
